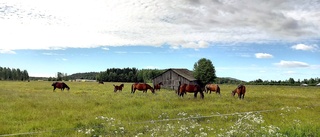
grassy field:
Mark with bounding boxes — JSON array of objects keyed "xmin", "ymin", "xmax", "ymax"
[{"xmin": 0, "ymin": 81, "xmax": 319, "ymax": 137}]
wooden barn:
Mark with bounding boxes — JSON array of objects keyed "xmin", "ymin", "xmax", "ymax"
[{"xmin": 152, "ymin": 68, "xmax": 198, "ymax": 91}]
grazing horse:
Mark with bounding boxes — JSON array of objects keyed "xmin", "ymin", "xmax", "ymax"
[
  {"xmin": 205, "ymin": 84, "xmax": 221, "ymax": 95},
  {"xmin": 52, "ymin": 82, "xmax": 70, "ymax": 91},
  {"xmin": 113, "ymin": 84, "xmax": 124, "ymax": 92},
  {"xmin": 178, "ymin": 83, "xmax": 204, "ymax": 99},
  {"xmin": 231, "ymin": 84, "xmax": 246, "ymax": 99},
  {"xmin": 154, "ymin": 82, "xmax": 163, "ymax": 91},
  {"xmin": 131, "ymin": 83, "xmax": 154, "ymax": 94},
  {"xmin": 98, "ymin": 81, "xmax": 104, "ymax": 84}
]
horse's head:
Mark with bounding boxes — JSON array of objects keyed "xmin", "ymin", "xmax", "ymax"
[
  {"xmin": 159, "ymin": 82, "xmax": 163, "ymax": 85},
  {"xmin": 51, "ymin": 82, "xmax": 56, "ymax": 86},
  {"xmin": 150, "ymin": 87, "xmax": 155, "ymax": 94},
  {"xmin": 120, "ymin": 84, "xmax": 124, "ymax": 87},
  {"xmin": 231, "ymin": 90, "xmax": 236, "ymax": 96}
]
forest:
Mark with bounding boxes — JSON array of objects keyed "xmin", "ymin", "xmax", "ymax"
[{"xmin": 0, "ymin": 66, "xmax": 29, "ymax": 81}]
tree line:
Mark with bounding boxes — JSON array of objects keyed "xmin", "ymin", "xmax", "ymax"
[
  {"xmin": 48, "ymin": 68, "xmax": 165, "ymax": 83},
  {"xmin": 248, "ymin": 77, "xmax": 320, "ymax": 86},
  {"xmin": 0, "ymin": 66, "xmax": 29, "ymax": 81},
  {"xmin": 96, "ymin": 68, "xmax": 164, "ymax": 83}
]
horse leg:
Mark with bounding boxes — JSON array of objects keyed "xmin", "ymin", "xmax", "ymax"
[
  {"xmin": 53, "ymin": 87, "xmax": 56, "ymax": 92},
  {"xmin": 200, "ymin": 91, "xmax": 204, "ymax": 99},
  {"xmin": 179, "ymin": 92, "xmax": 184, "ymax": 97},
  {"xmin": 194, "ymin": 92, "xmax": 198, "ymax": 98}
]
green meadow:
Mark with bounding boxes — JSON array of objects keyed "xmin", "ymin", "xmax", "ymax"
[{"xmin": 0, "ymin": 81, "xmax": 319, "ymax": 136}]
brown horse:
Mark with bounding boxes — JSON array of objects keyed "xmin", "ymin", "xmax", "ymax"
[
  {"xmin": 178, "ymin": 83, "xmax": 204, "ymax": 99},
  {"xmin": 154, "ymin": 82, "xmax": 163, "ymax": 91},
  {"xmin": 98, "ymin": 81, "xmax": 104, "ymax": 84},
  {"xmin": 232, "ymin": 84, "xmax": 246, "ymax": 99},
  {"xmin": 205, "ymin": 84, "xmax": 221, "ymax": 95},
  {"xmin": 131, "ymin": 83, "xmax": 154, "ymax": 94},
  {"xmin": 52, "ymin": 82, "xmax": 70, "ymax": 91},
  {"xmin": 113, "ymin": 84, "xmax": 124, "ymax": 92}
]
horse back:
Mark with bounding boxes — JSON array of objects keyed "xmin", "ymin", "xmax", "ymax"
[
  {"xmin": 185, "ymin": 84, "xmax": 201, "ymax": 92},
  {"xmin": 206, "ymin": 84, "xmax": 219, "ymax": 90},
  {"xmin": 237, "ymin": 85, "xmax": 246, "ymax": 94},
  {"xmin": 133, "ymin": 83, "xmax": 151, "ymax": 90}
]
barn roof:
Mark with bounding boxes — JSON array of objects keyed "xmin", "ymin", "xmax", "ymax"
[
  {"xmin": 171, "ymin": 69, "xmax": 197, "ymax": 81},
  {"xmin": 153, "ymin": 68, "xmax": 197, "ymax": 81}
]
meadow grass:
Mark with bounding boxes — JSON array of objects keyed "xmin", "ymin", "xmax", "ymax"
[{"xmin": 0, "ymin": 81, "xmax": 319, "ymax": 136}]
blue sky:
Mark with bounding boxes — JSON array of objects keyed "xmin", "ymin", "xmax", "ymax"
[{"xmin": 0, "ymin": 0, "xmax": 319, "ymax": 81}]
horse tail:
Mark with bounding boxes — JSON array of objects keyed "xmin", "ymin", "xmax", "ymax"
[
  {"xmin": 242, "ymin": 85, "xmax": 246, "ymax": 94},
  {"xmin": 151, "ymin": 87, "xmax": 155, "ymax": 94},
  {"xmin": 177, "ymin": 82, "xmax": 181, "ymax": 95},
  {"xmin": 131, "ymin": 84, "xmax": 133, "ymax": 93},
  {"xmin": 217, "ymin": 85, "xmax": 221, "ymax": 95}
]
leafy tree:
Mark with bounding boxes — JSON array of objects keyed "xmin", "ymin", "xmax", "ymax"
[
  {"xmin": 56, "ymin": 72, "xmax": 63, "ymax": 81},
  {"xmin": 22, "ymin": 70, "xmax": 29, "ymax": 80},
  {"xmin": 193, "ymin": 58, "xmax": 217, "ymax": 85},
  {"xmin": 288, "ymin": 78, "xmax": 295, "ymax": 85}
]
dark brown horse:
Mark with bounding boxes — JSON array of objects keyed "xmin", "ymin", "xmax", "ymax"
[
  {"xmin": 154, "ymin": 82, "xmax": 163, "ymax": 91},
  {"xmin": 98, "ymin": 81, "xmax": 104, "ymax": 84},
  {"xmin": 113, "ymin": 84, "xmax": 124, "ymax": 92},
  {"xmin": 205, "ymin": 84, "xmax": 221, "ymax": 95},
  {"xmin": 131, "ymin": 83, "xmax": 154, "ymax": 94},
  {"xmin": 178, "ymin": 83, "xmax": 204, "ymax": 99},
  {"xmin": 52, "ymin": 82, "xmax": 70, "ymax": 91},
  {"xmin": 232, "ymin": 84, "xmax": 246, "ymax": 99}
]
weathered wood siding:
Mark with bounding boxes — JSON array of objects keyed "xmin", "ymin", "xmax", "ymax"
[{"xmin": 153, "ymin": 69, "xmax": 197, "ymax": 91}]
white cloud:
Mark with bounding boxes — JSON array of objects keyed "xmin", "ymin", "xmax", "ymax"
[
  {"xmin": 275, "ymin": 60, "xmax": 309, "ymax": 68},
  {"xmin": 0, "ymin": 49, "xmax": 16, "ymax": 54},
  {"xmin": 255, "ymin": 53, "xmax": 273, "ymax": 59},
  {"xmin": 102, "ymin": 47, "xmax": 110, "ymax": 51},
  {"xmin": 291, "ymin": 44, "xmax": 319, "ymax": 51},
  {"xmin": 0, "ymin": 0, "xmax": 319, "ymax": 51}
]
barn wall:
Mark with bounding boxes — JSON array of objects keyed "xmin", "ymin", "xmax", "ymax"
[{"xmin": 152, "ymin": 69, "xmax": 195, "ymax": 91}]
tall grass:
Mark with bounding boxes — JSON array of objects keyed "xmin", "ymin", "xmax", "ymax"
[{"xmin": 0, "ymin": 81, "xmax": 319, "ymax": 136}]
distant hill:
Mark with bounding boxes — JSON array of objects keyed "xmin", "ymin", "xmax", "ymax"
[
  {"xmin": 67, "ymin": 72, "xmax": 99, "ymax": 80},
  {"xmin": 216, "ymin": 77, "xmax": 246, "ymax": 84}
]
